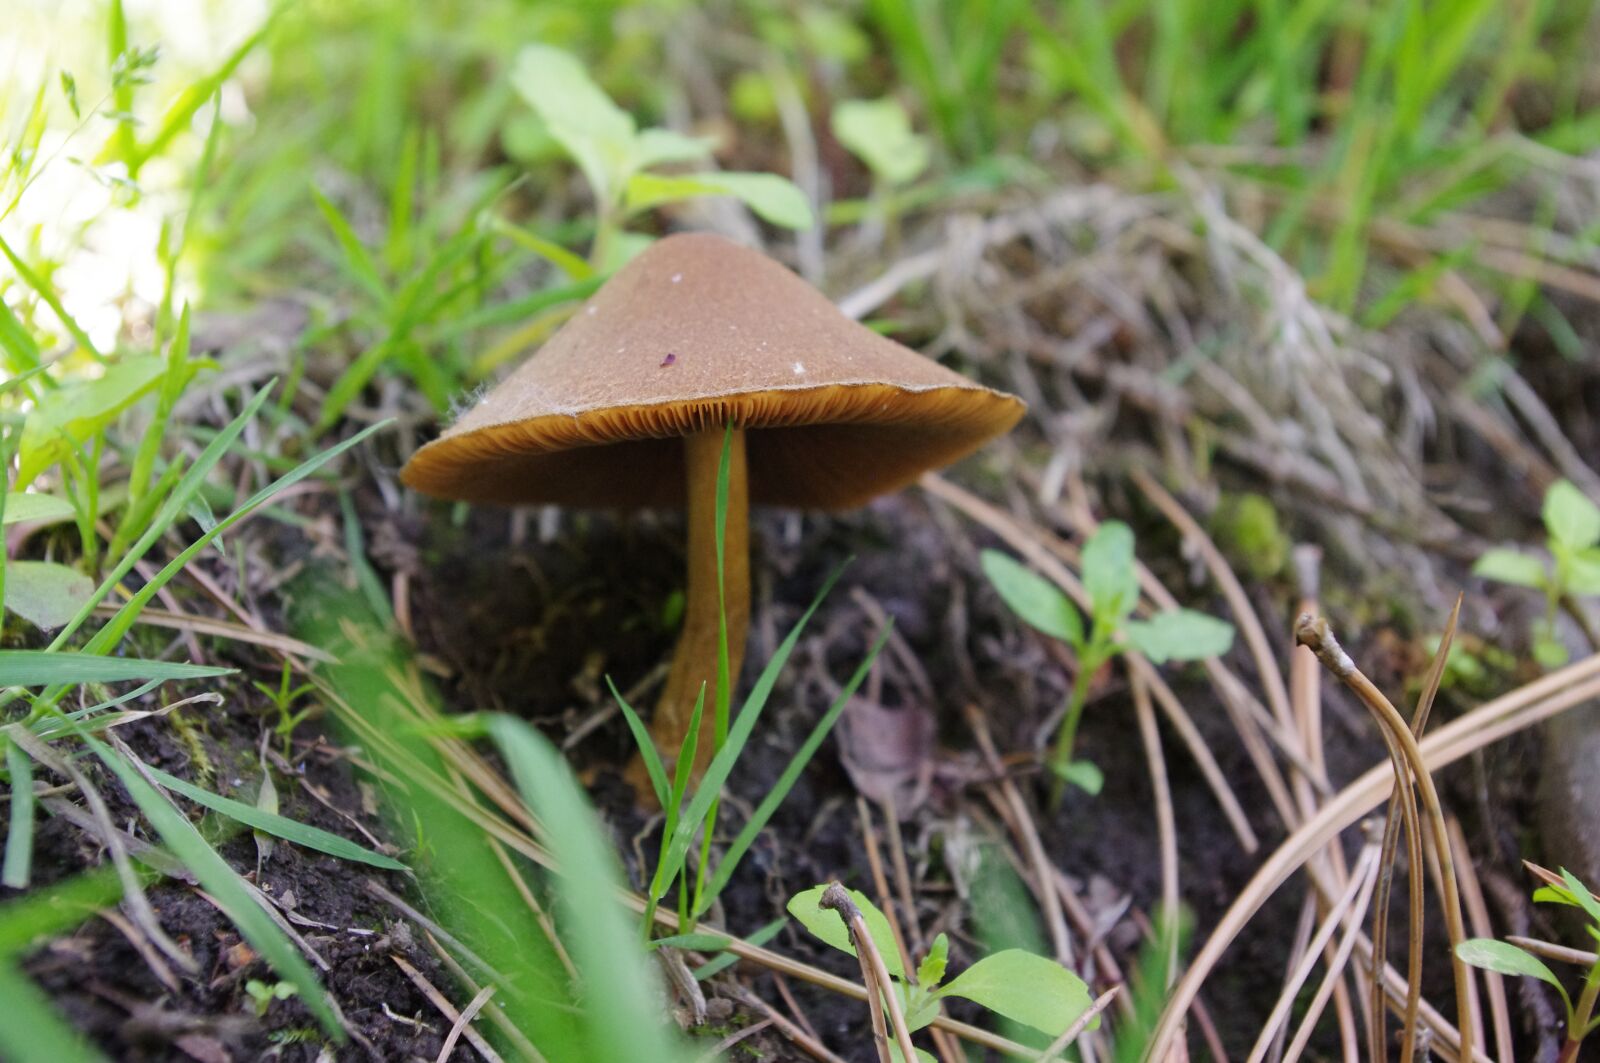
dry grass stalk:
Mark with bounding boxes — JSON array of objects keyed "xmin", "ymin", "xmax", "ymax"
[
  {"xmin": 1448, "ymin": 817, "xmax": 1513, "ymax": 1063},
  {"xmin": 1249, "ymin": 832, "xmax": 1382, "ymax": 1062},
  {"xmin": 820, "ymin": 882, "xmax": 918, "ymax": 1063},
  {"xmin": 1147, "ymin": 647, "xmax": 1600, "ymax": 1059},
  {"xmin": 1296, "ymin": 613, "xmax": 1474, "ymax": 1063}
]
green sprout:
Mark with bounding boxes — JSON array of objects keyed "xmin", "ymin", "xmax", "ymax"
[
  {"xmin": 243, "ymin": 979, "xmax": 299, "ymax": 1018},
  {"xmin": 1456, "ymin": 868, "xmax": 1600, "ymax": 1063},
  {"xmin": 510, "ymin": 44, "xmax": 812, "ymax": 270},
  {"xmin": 786, "ymin": 885, "xmax": 1096, "ymax": 1061},
  {"xmin": 1473, "ymin": 479, "xmax": 1600, "ymax": 668},
  {"xmin": 830, "ymin": 96, "xmax": 930, "ymax": 248},
  {"xmin": 982, "ymin": 521, "xmax": 1235, "ymax": 801}
]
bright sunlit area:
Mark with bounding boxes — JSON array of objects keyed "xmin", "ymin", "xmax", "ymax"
[{"xmin": 5, "ymin": 2, "xmax": 1600, "ymax": 1061}]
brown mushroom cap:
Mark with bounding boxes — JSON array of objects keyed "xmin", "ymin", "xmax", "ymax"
[{"xmin": 401, "ymin": 232, "xmax": 1025, "ymax": 509}]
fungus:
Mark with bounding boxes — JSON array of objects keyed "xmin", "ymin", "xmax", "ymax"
[{"xmin": 402, "ymin": 232, "xmax": 1024, "ymax": 784}]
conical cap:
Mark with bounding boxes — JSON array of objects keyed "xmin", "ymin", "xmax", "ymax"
[{"xmin": 401, "ymin": 232, "xmax": 1024, "ymax": 509}]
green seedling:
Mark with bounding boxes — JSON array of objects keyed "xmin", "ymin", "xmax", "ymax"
[
  {"xmin": 244, "ymin": 978, "xmax": 298, "ymax": 1018},
  {"xmin": 613, "ymin": 427, "xmax": 890, "ymax": 938},
  {"xmin": 1473, "ymin": 479, "xmax": 1600, "ymax": 668},
  {"xmin": 1457, "ymin": 868, "xmax": 1600, "ymax": 1063},
  {"xmin": 831, "ymin": 97, "xmax": 930, "ymax": 247},
  {"xmin": 251, "ymin": 660, "xmax": 319, "ymax": 756},
  {"xmin": 982, "ymin": 522, "xmax": 1235, "ymax": 800},
  {"xmin": 787, "ymin": 885, "xmax": 1096, "ymax": 1061},
  {"xmin": 510, "ymin": 43, "xmax": 812, "ymax": 269}
]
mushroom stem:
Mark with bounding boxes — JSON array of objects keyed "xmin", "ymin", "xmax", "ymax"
[{"xmin": 651, "ymin": 427, "xmax": 750, "ymax": 778}]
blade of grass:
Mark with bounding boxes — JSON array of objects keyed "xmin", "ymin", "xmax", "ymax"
[
  {"xmin": 0, "ymin": 653, "xmax": 233, "ymax": 688},
  {"xmin": 144, "ymin": 766, "xmax": 406, "ymax": 870},
  {"xmin": 80, "ymin": 733, "xmax": 342, "ymax": 1037},
  {"xmin": 660, "ymin": 561, "xmax": 848, "ymax": 902},
  {"xmin": 0, "ymin": 960, "xmax": 104, "ymax": 1062},
  {"xmin": 3, "ymin": 742, "xmax": 36, "ymax": 888},
  {"xmin": 696, "ymin": 620, "xmax": 892, "ymax": 917},
  {"xmin": 489, "ymin": 716, "xmax": 691, "ymax": 1063},
  {"xmin": 607, "ymin": 677, "xmax": 668, "ymax": 809}
]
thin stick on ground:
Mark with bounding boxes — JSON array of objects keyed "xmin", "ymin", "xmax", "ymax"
[
  {"xmin": 1146, "ymin": 639, "xmax": 1600, "ymax": 1059},
  {"xmin": 820, "ymin": 882, "xmax": 919, "ymax": 1063},
  {"xmin": 1249, "ymin": 835, "xmax": 1382, "ymax": 1063},
  {"xmin": 1283, "ymin": 828, "xmax": 1386, "ymax": 1063},
  {"xmin": 1448, "ymin": 817, "xmax": 1511, "ymax": 1063},
  {"xmin": 1130, "ymin": 667, "xmax": 1179, "ymax": 985},
  {"xmin": 391, "ymin": 953, "xmax": 506, "ymax": 1063},
  {"xmin": 435, "ymin": 985, "xmax": 496, "ymax": 1063},
  {"xmin": 1296, "ymin": 614, "xmax": 1474, "ymax": 1063},
  {"xmin": 1036, "ymin": 987, "xmax": 1120, "ymax": 1062}
]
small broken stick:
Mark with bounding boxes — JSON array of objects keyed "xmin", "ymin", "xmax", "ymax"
[{"xmin": 819, "ymin": 883, "xmax": 918, "ymax": 1063}]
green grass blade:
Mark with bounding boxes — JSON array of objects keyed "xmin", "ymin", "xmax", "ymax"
[
  {"xmin": 0, "ymin": 233, "xmax": 101, "ymax": 362},
  {"xmin": 0, "ymin": 653, "xmax": 233, "ymax": 688},
  {"xmin": 607, "ymin": 676, "xmax": 667, "ymax": 808},
  {"xmin": 660, "ymin": 560, "xmax": 848, "ymax": 886},
  {"xmin": 145, "ymin": 766, "xmax": 406, "ymax": 871},
  {"xmin": 0, "ymin": 864, "xmax": 127, "ymax": 954},
  {"xmin": 3, "ymin": 741, "xmax": 36, "ymax": 888},
  {"xmin": 696, "ymin": 619, "xmax": 892, "ymax": 917},
  {"xmin": 489, "ymin": 716, "xmax": 691, "ymax": 1063},
  {"xmin": 129, "ymin": 14, "xmax": 276, "ymax": 173},
  {"xmin": 693, "ymin": 916, "xmax": 785, "ymax": 981},
  {"xmin": 311, "ymin": 187, "xmax": 390, "ymax": 307},
  {"xmin": 45, "ymin": 382, "xmax": 275, "ymax": 650},
  {"xmin": 0, "ymin": 961, "xmax": 104, "ymax": 1062},
  {"xmin": 82, "ymin": 419, "xmax": 392, "ymax": 659},
  {"xmin": 83, "ymin": 734, "xmax": 341, "ymax": 1037}
]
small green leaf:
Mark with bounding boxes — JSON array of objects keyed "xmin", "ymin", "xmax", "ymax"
[
  {"xmin": 511, "ymin": 44, "xmax": 637, "ymax": 208},
  {"xmin": 624, "ymin": 172, "xmax": 814, "ymax": 229},
  {"xmin": 1533, "ymin": 633, "xmax": 1569, "ymax": 669},
  {"xmin": 1054, "ymin": 758, "xmax": 1104, "ymax": 796},
  {"xmin": 935, "ymin": 949, "xmax": 1096, "ymax": 1037},
  {"xmin": 888, "ymin": 1046, "xmax": 938, "ymax": 1063},
  {"xmin": 1124, "ymin": 609, "xmax": 1236, "ymax": 664},
  {"xmin": 17, "ymin": 357, "xmax": 165, "ymax": 485},
  {"xmin": 2, "ymin": 493, "xmax": 75, "ymax": 526},
  {"xmin": 1454, "ymin": 939, "xmax": 1564, "ymax": 992},
  {"xmin": 917, "ymin": 932, "xmax": 949, "ymax": 988},
  {"xmin": 1082, "ymin": 522, "xmax": 1139, "ymax": 623},
  {"xmin": 1566, "ymin": 548, "xmax": 1600, "ymax": 596},
  {"xmin": 692, "ymin": 172, "xmax": 813, "ymax": 229},
  {"xmin": 1559, "ymin": 868, "xmax": 1600, "ymax": 927},
  {"xmin": 0, "ymin": 651, "xmax": 234, "ymax": 688},
  {"xmin": 1472, "ymin": 548, "xmax": 1547, "ymax": 589},
  {"xmin": 786, "ymin": 885, "xmax": 905, "ymax": 978},
  {"xmin": 1544, "ymin": 480, "xmax": 1600, "ymax": 550},
  {"xmin": 981, "ymin": 550, "xmax": 1084, "ymax": 645},
  {"xmin": 631, "ymin": 128, "xmax": 716, "ymax": 170},
  {"xmin": 831, "ymin": 98, "xmax": 931, "ymax": 187},
  {"xmin": 3, "ymin": 562, "xmax": 95, "ymax": 631}
]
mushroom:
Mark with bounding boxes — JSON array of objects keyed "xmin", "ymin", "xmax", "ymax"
[{"xmin": 402, "ymin": 232, "xmax": 1023, "ymax": 783}]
